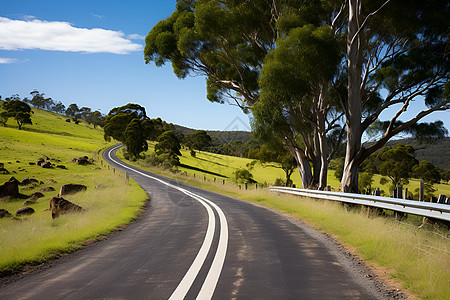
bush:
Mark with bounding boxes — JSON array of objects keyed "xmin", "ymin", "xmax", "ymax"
[{"xmin": 233, "ymin": 168, "xmax": 256, "ymax": 183}]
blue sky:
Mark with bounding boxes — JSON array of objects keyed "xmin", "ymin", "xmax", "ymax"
[
  {"xmin": 0, "ymin": 0, "xmax": 251, "ymax": 131},
  {"xmin": 0, "ymin": 1, "xmax": 448, "ymax": 134}
]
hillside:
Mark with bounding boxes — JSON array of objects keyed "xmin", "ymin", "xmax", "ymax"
[
  {"xmin": 0, "ymin": 107, "xmax": 147, "ymax": 276},
  {"xmin": 371, "ymin": 137, "xmax": 450, "ymax": 170},
  {"xmin": 174, "ymin": 124, "xmax": 252, "ymax": 144}
]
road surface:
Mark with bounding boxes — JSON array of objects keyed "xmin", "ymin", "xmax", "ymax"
[{"xmin": 0, "ymin": 145, "xmax": 385, "ymax": 299}]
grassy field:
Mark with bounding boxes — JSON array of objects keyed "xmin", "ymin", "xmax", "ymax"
[
  {"xmin": 0, "ymin": 108, "xmax": 147, "ymax": 276},
  {"xmin": 118, "ymin": 145, "xmax": 450, "ymax": 300}
]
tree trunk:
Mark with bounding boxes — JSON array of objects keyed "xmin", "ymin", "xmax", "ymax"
[
  {"xmin": 341, "ymin": 0, "xmax": 363, "ymax": 193},
  {"xmin": 288, "ymin": 146, "xmax": 314, "ymax": 189},
  {"xmin": 317, "ymin": 84, "xmax": 329, "ymax": 190}
]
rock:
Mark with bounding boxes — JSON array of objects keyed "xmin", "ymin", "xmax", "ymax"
[
  {"xmin": 0, "ymin": 179, "xmax": 19, "ymax": 198},
  {"xmin": 40, "ymin": 186, "xmax": 55, "ymax": 192},
  {"xmin": 49, "ymin": 197, "xmax": 84, "ymax": 219},
  {"xmin": 59, "ymin": 184, "xmax": 87, "ymax": 196},
  {"xmin": 56, "ymin": 165, "xmax": 67, "ymax": 169},
  {"xmin": 0, "ymin": 209, "xmax": 12, "ymax": 218},
  {"xmin": 37, "ymin": 158, "xmax": 45, "ymax": 166},
  {"xmin": 0, "ymin": 167, "xmax": 9, "ymax": 174},
  {"xmin": 70, "ymin": 156, "xmax": 93, "ymax": 165},
  {"xmin": 20, "ymin": 177, "xmax": 39, "ymax": 186},
  {"xmin": 30, "ymin": 192, "xmax": 45, "ymax": 200},
  {"xmin": 16, "ymin": 160, "xmax": 20, "ymax": 163},
  {"xmin": 41, "ymin": 162, "xmax": 52, "ymax": 168},
  {"xmin": 8, "ymin": 177, "xmax": 20, "ymax": 185},
  {"xmin": 29, "ymin": 162, "xmax": 36, "ymax": 165},
  {"xmin": 23, "ymin": 200, "xmax": 36, "ymax": 206},
  {"xmin": 65, "ymin": 118, "xmax": 71, "ymax": 123},
  {"xmin": 15, "ymin": 207, "xmax": 35, "ymax": 216}
]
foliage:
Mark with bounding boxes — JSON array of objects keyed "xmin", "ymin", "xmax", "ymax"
[
  {"xmin": 189, "ymin": 130, "xmax": 212, "ymax": 151},
  {"xmin": 233, "ymin": 168, "xmax": 256, "ymax": 184},
  {"xmin": 154, "ymin": 130, "xmax": 182, "ymax": 167},
  {"xmin": 1, "ymin": 99, "xmax": 33, "ymax": 130},
  {"xmin": 104, "ymin": 103, "xmax": 149, "ymax": 142},
  {"xmin": 412, "ymin": 161, "xmax": 441, "ymax": 184},
  {"xmin": 377, "ymin": 144, "xmax": 418, "ymax": 188},
  {"xmin": 124, "ymin": 119, "xmax": 148, "ymax": 158}
]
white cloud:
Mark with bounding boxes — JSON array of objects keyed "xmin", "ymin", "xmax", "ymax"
[
  {"xmin": 91, "ymin": 13, "xmax": 105, "ymax": 20},
  {"xmin": 128, "ymin": 34, "xmax": 145, "ymax": 40},
  {"xmin": 0, "ymin": 17, "xmax": 142, "ymax": 54},
  {"xmin": 0, "ymin": 57, "xmax": 19, "ymax": 64}
]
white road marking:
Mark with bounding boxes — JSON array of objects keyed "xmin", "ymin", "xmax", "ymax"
[{"xmin": 106, "ymin": 145, "xmax": 228, "ymax": 299}]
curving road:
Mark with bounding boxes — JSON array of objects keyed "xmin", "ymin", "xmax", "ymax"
[{"xmin": 0, "ymin": 145, "xmax": 384, "ymax": 299}]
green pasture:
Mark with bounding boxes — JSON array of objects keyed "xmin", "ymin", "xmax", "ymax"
[{"xmin": 0, "ymin": 108, "xmax": 147, "ymax": 276}]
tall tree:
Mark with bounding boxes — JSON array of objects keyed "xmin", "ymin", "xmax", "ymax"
[
  {"xmin": 341, "ymin": 0, "xmax": 449, "ymax": 192},
  {"xmin": 2, "ymin": 99, "xmax": 32, "ymax": 130},
  {"xmin": 254, "ymin": 24, "xmax": 343, "ymax": 189},
  {"xmin": 190, "ymin": 130, "xmax": 212, "ymax": 152},
  {"xmin": 155, "ymin": 130, "xmax": 182, "ymax": 166},
  {"xmin": 29, "ymin": 91, "xmax": 54, "ymax": 110},
  {"xmin": 124, "ymin": 119, "xmax": 148, "ymax": 158},
  {"xmin": 104, "ymin": 103, "xmax": 149, "ymax": 142},
  {"xmin": 376, "ymin": 144, "xmax": 418, "ymax": 189},
  {"xmin": 65, "ymin": 103, "xmax": 80, "ymax": 118}
]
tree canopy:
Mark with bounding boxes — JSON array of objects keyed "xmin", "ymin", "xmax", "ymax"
[{"xmin": 1, "ymin": 99, "xmax": 33, "ymax": 130}]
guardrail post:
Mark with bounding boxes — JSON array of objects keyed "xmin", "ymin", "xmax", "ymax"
[
  {"xmin": 223, "ymin": 179, "xmax": 225, "ymax": 185},
  {"xmin": 438, "ymin": 195, "xmax": 446, "ymax": 204},
  {"xmin": 374, "ymin": 188, "xmax": 380, "ymax": 196},
  {"xmin": 245, "ymin": 183, "xmax": 248, "ymax": 190},
  {"xmin": 404, "ymin": 188, "xmax": 408, "ymax": 200},
  {"xmin": 419, "ymin": 180, "xmax": 424, "ymax": 201}
]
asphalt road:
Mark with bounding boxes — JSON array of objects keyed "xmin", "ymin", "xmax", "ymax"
[{"xmin": 0, "ymin": 145, "xmax": 385, "ymax": 299}]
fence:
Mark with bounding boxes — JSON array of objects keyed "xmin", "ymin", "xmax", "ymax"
[{"xmin": 269, "ymin": 186, "xmax": 450, "ymax": 222}]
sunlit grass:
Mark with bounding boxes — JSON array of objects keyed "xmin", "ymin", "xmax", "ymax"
[
  {"xmin": 0, "ymin": 107, "xmax": 147, "ymax": 275},
  {"xmin": 119, "ymin": 152, "xmax": 450, "ymax": 300}
]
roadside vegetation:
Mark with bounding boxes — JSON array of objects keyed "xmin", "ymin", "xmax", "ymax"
[
  {"xmin": 0, "ymin": 108, "xmax": 147, "ymax": 276},
  {"xmin": 118, "ymin": 147, "xmax": 450, "ymax": 300}
]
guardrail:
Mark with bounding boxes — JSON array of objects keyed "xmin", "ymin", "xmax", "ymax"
[{"xmin": 269, "ymin": 186, "xmax": 450, "ymax": 222}]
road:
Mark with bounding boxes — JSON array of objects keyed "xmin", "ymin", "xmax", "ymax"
[{"xmin": 0, "ymin": 145, "xmax": 385, "ymax": 299}]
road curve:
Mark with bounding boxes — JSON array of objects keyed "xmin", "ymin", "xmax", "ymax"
[{"xmin": 0, "ymin": 145, "xmax": 384, "ymax": 299}]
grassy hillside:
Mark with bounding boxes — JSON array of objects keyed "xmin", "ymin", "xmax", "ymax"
[
  {"xmin": 136, "ymin": 142, "xmax": 449, "ymax": 197},
  {"xmin": 0, "ymin": 108, "xmax": 147, "ymax": 276}
]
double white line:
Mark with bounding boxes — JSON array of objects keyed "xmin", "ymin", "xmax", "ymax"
[{"xmin": 107, "ymin": 145, "xmax": 229, "ymax": 299}]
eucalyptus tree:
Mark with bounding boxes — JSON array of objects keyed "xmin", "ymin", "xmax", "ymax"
[
  {"xmin": 145, "ymin": 0, "xmax": 343, "ymax": 188},
  {"xmin": 341, "ymin": 0, "xmax": 449, "ymax": 192}
]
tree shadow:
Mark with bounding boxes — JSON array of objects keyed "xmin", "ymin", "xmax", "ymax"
[{"xmin": 179, "ymin": 164, "xmax": 228, "ymax": 178}]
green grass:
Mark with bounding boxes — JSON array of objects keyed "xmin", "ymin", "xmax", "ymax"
[
  {"xmin": 0, "ymin": 108, "xmax": 147, "ymax": 276},
  {"xmin": 119, "ymin": 146, "xmax": 450, "ymax": 300}
]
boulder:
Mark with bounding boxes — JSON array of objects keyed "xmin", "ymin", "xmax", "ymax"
[
  {"xmin": 0, "ymin": 167, "xmax": 9, "ymax": 174},
  {"xmin": 37, "ymin": 158, "xmax": 45, "ymax": 166},
  {"xmin": 8, "ymin": 177, "xmax": 20, "ymax": 185},
  {"xmin": 0, "ymin": 179, "xmax": 19, "ymax": 198},
  {"xmin": 59, "ymin": 184, "xmax": 87, "ymax": 196},
  {"xmin": 0, "ymin": 209, "xmax": 11, "ymax": 218},
  {"xmin": 40, "ymin": 186, "xmax": 55, "ymax": 192},
  {"xmin": 65, "ymin": 118, "xmax": 71, "ymax": 123},
  {"xmin": 56, "ymin": 165, "xmax": 67, "ymax": 169},
  {"xmin": 15, "ymin": 207, "xmax": 35, "ymax": 216},
  {"xmin": 20, "ymin": 177, "xmax": 39, "ymax": 186},
  {"xmin": 23, "ymin": 200, "xmax": 36, "ymax": 206},
  {"xmin": 20, "ymin": 185, "xmax": 37, "ymax": 191},
  {"xmin": 49, "ymin": 197, "xmax": 84, "ymax": 219},
  {"xmin": 46, "ymin": 179, "xmax": 57, "ymax": 184},
  {"xmin": 41, "ymin": 162, "xmax": 52, "ymax": 168},
  {"xmin": 70, "ymin": 156, "xmax": 93, "ymax": 165},
  {"xmin": 29, "ymin": 162, "xmax": 36, "ymax": 165},
  {"xmin": 30, "ymin": 192, "xmax": 45, "ymax": 200}
]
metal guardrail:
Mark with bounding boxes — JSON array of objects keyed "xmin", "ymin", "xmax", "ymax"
[{"xmin": 269, "ymin": 186, "xmax": 450, "ymax": 222}]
